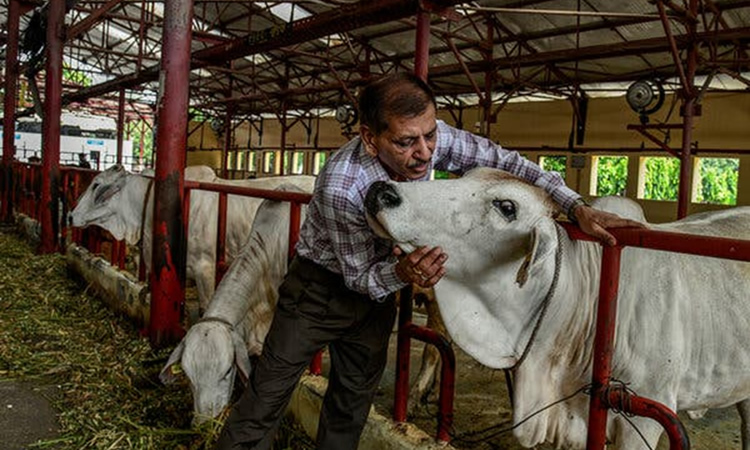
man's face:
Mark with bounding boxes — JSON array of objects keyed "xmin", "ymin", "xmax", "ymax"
[{"xmin": 361, "ymin": 104, "xmax": 438, "ymax": 181}]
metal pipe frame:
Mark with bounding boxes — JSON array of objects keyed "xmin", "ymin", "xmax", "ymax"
[
  {"xmin": 116, "ymin": 88, "xmax": 126, "ymax": 164},
  {"xmin": 561, "ymin": 222, "xmax": 750, "ymax": 449},
  {"xmin": 40, "ymin": 0, "xmax": 66, "ymax": 254},
  {"xmin": 2, "ymin": 0, "xmax": 21, "ymax": 223},
  {"xmin": 392, "ymin": 284, "xmax": 456, "ymax": 443},
  {"xmin": 148, "ymin": 0, "xmax": 193, "ymax": 347}
]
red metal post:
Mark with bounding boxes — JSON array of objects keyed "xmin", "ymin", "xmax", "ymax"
[
  {"xmin": 117, "ymin": 88, "xmax": 126, "ymax": 165},
  {"xmin": 484, "ymin": 17, "xmax": 494, "ymax": 137},
  {"xmin": 677, "ymin": 0, "xmax": 699, "ymax": 219},
  {"xmin": 40, "ymin": 0, "xmax": 65, "ymax": 254},
  {"xmin": 586, "ymin": 244, "xmax": 623, "ymax": 450},
  {"xmin": 2, "ymin": 0, "xmax": 21, "ymax": 223},
  {"xmin": 215, "ymin": 192, "xmax": 228, "ymax": 285},
  {"xmin": 149, "ymin": 0, "xmax": 193, "ymax": 347},
  {"xmin": 393, "ymin": 284, "xmax": 414, "ymax": 423},
  {"xmin": 72, "ymin": 171, "xmax": 82, "ymax": 244},
  {"xmin": 402, "ymin": 322, "xmax": 456, "ymax": 442},
  {"xmin": 280, "ymin": 107, "xmax": 287, "ymax": 175},
  {"xmin": 288, "ymin": 202, "xmax": 301, "ymax": 262},
  {"xmin": 414, "ymin": 10, "xmax": 430, "ymax": 81}
]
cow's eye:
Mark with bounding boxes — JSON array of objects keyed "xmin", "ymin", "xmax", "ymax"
[{"xmin": 492, "ymin": 199, "xmax": 517, "ymax": 221}]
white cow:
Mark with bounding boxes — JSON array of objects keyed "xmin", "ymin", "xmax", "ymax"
[
  {"xmin": 159, "ymin": 190, "xmax": 299, "ymax": 424},
  {"xmin": 69, "ymin": 165, "xmax": 315, "ymax": 310},
  {"xmin": 365, "ymin": 167, "xmax": 750, "ymax": 449}
]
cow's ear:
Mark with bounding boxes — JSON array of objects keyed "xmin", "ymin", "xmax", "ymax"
[
  {"xmin": 232, "ymin": 331, "xmax": 252, "ymax": 386},
  {"xmin": 159, "ymin": 340, "xmax": 185, "ymax": 384},
  {"xmin": 516, "ymin": 223, "xmax": 556, "ymax": 287}
]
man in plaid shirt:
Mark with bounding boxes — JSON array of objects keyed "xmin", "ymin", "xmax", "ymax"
[{"xmin": 217, "ymin": 73, "xmax": 640, "ymax": 450}]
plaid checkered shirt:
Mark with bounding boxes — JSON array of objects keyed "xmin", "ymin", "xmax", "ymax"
[{"xmin": 295, "ymin": 120, "xmax": 581, "ymax": 301}]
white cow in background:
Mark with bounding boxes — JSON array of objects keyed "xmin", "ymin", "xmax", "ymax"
[
  {"xmin": 159, "ymin": 188, "xmax": 450, "ymax": 425},
  {"xmin": 69, "ymin": 165, "xmax": 315, "ymax": 310},
  {"xmin": 365, "ymin": 167, "xmax": 750, "ymax": 449},
  {"xmin": 160, "ymin": 189, "xmax": 300, "ymax": 424}
]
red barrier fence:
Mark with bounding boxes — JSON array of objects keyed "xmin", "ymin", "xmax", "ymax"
[{"xmin": 561, "ymin": 223, "xmax": 750, "ymax": 450}]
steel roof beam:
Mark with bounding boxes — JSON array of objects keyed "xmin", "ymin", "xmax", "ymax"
[{"xmin": 64, "ymin": 0, "xmax": 466, "ymax": 104}]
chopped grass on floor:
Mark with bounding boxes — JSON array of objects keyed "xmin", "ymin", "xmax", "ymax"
[{"xmin": 0, "ymin": 228, "xmax": 313, "ymax": 449}]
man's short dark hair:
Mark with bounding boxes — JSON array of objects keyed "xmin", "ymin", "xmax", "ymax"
[{"xmin": 358, "ymin": 73, "xmax": 437, "ymax": 135}]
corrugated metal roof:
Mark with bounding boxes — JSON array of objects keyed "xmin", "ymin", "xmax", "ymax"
[{"xmin": 1, "ymin": 0, "xmax": 748, "ymax": 118}]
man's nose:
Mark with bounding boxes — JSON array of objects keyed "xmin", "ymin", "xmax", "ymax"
[
  {"xmin": 365, "ymin": 181, "xmax": 402, "ymax": 215},
  {"xmin": 413, "ymin": 137, "xmax": 432, "ymax": 160}
]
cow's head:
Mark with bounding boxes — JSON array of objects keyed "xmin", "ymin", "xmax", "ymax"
[
  {"xmin": 365, "ymin": 167, "xmax": 562, "ymax": 368},
  {"xmin": 159, "ymin": 320, "xmax": 250, "ymax": 426},
  {"xmin": 69, "ymin": 165, "xmax": 139, "ymax": 242}
]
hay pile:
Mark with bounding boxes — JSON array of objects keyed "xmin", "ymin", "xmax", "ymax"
[{"xmin": 0, "ymin": 228, "xmax": 312, "ymax": 449}]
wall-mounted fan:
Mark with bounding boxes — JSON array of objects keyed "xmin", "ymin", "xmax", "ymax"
[
  {"xmin": 335, "ymin": 104, "xmax": 358, "ymax": 128},
  {"xmin": 626, "ymin": 79, "xmax": 665, "ymax": 124}
]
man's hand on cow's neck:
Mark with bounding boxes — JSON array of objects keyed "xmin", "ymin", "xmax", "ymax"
[
  {"xmin": 573, "ymin": 205, "xmax": 646, "ymax": 246},
  {"xmin": 393, "ymin": 245, "xmax": 448, "ymax": 288}
]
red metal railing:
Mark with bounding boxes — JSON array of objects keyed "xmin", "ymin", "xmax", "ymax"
[
  {"xmin": 561, "ymin": 223, "xmax": 750, "ymax": 450},
  {"xmin": 393, "ymin": 283, "xmax": 456, "ymax": 443},
  {"xmin": 8, "ymin": 162, "xmax": 126, "ymax": 268},
  {"xmin": 10, "ymin": 164, "xmax": 458, "ymax": 440}
]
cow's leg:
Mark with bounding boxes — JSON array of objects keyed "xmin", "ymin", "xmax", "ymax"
[
  {"xmin": 409, "ymin": 344, "xmax": 440, "ymax": 415},
  {"xmin": 737, "ymin": 398, "xmax": 750, "ymax": 450}
]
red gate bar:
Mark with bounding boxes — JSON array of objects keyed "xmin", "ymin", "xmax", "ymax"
[
  {"xmin": 216, "ymin": 191, "xmax": 229, "ymax": 284},
  {"xmin": 393, "ymin": 283, "xmax": 456, "ymax": 443},
  {"xmin": 148, "ymin": 0, "xmax": 194, "ymax": 347},
  {"xmin": 586, "ymin": 244, "xmax": 623, "ymax": 449},
  {"xmin": 562, "ymin": 222, "xmax": 750, "ymax": 450},
  {"xmin": 1, "ymin": 0, "xmax": 21, "ymax": 223},
  {"xmin": 39, "ymin": 0, "xmax": 66, "ymax": 254}
]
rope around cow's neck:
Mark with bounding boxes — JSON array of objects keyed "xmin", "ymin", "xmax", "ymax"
[
  {"xmin": 512, "ymin": 222, "xmax": 565, "ymax": 369},
  {"xmin": 196, "ymin": 315, "xmax": 236, "ymax": 330}
]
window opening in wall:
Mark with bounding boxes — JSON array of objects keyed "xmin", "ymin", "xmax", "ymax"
[
  {"xmin": 263, "ymin": 151, "xmax": 276, "ymax": 174},
  {"xmin": 693, "ymin": 157, "xmax": 739, "ymax": 205},
  {"xmin": 539, "ymin": 155, "xmax": 567, "ymax": 180},
  {"xmin": 248, "ymin": 152, "xmax": 257, "ymax": 174},
  {"xmin": 290, "ymin": 152, "xmax": 304, "ymax": 175},
  {"xmin": 638, "ymin": 156, "xmax": 680, "ymax": 201},
  {"xmin": 591, "ymin": 156, "xmax": 628, "ymax": 197},
  {"xmin": 313, "ymin": 152, "xmax": 328, "ymax": 175}
]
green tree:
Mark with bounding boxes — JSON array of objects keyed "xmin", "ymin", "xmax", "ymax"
[
  {"xmin": 695, "ymin": 158, "xmax": 738, "ymax": 205},
  {"xmin": 643, "ymin": 157, "xmax": 680, "ymax": 201},
  {"xmin": 125, "ymin": 120, "xmax": 154, "ymax": 166},
  {"xmin": 62, "ymin": 63, "xmax": 91, "ymax": 87},
  {"xmin": 540, "ymin": 156, "xmax": 567, "ymax": 180},
  {"xmin": 596, "ymin": 156, "xmax": 628, "ymax": 196}
]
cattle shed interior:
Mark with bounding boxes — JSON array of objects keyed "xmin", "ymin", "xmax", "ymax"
[{"xmin": 1, "ymin": 0, "xmax": 750, "ymax": 449}]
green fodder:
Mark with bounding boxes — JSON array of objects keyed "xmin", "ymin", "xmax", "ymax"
[{"xmin": 0, "ymin": 229, "xmax": 313, "ymax": 449}]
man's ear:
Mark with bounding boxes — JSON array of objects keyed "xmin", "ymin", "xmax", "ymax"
[{"xmin": 360, "ymin": 125, "xmax": 378, "ymax": 157}]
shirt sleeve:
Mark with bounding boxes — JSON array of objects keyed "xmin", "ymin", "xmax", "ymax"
[
  {"xmin": 317, "ymin": 185, "xmax": 408, "ymax": 300},
  {"xmin": 433, "ymin": 122, "xmax": 582, "ymax": 213}
]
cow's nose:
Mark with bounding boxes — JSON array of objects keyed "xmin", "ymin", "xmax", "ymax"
[{"xmin": 365, "ymin": 181, "xmax": 402, "ymax": 215}]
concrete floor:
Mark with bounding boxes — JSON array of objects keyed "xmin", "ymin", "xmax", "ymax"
[{"xmin": 0, "ymin": 381, "xmax": 60, "ymax": 449}]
